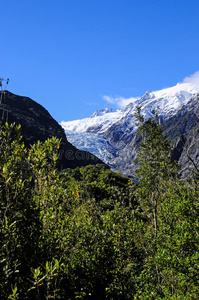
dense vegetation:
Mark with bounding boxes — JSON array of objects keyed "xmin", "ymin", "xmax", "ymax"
[{"xmin": 0, "ymin": 113, "xmax": 198, "ymax": 299}]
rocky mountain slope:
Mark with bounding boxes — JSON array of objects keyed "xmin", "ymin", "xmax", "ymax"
[
  {"xmin": 61, "ymin": 82, "xmax": 199, "ymax": 177},
  {"xmin": 164, "ymin": 94, "xmax": 199, "ymax": 177},
  {"xmin": 0, "ymin": 91, "xmax": 103, "ymax": 170}
]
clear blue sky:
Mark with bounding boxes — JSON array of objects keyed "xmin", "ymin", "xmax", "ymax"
[{"xmin": 1, "ymin": 0, "xmax": 199, "ymax": 122}]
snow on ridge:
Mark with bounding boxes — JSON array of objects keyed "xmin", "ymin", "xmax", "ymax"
[
  {"xmin": 129, "ymin": 82, "xmax": 198, "ymax": 119},
  {"xmin": 60, "ymin": 108, "xmax": 123, "ymax": 134},
  {"xmin": 90, "ymin": 107, "xmax": 119, "ymax": 117},
  {"xmin": 61, "ymin": 81, "xmax": 198, "ymax": 135},
  {"xmin": 153, "ymin": 82, "xmax": 198, "ymax": 98}
]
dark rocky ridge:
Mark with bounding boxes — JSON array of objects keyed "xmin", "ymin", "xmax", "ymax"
[{"xmin": 0, "ymin": 91, "xmax": 103, "ymax": 169}]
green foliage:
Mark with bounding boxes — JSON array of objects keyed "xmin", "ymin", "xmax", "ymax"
[
  {"xmin": 0, "ymin": 123, "xmax": 41, "ymax": 297},
  {"xmin": 65, "ymin": 164, "xmax": 135, "ymax": 209},
  {"xmin": 0, "ymin": 121, "xmax": 198, "ymax": 299},
  {"xmin": 133, "ymin": 108, "xmax": 199, "ymax": 299},
  {"xmin": 135, "ymin": 106, "xmax": 177, "ymax": 192},
  {"xmin": 135, "ymin": 107, "xmax": 178, "ymax": 236}
]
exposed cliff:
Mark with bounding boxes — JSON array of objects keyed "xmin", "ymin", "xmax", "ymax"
[{"xmin": 164, "ymin": 94, "xmax": 199, "ymax": 177}]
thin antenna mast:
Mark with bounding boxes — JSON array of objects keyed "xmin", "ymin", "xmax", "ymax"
[{"xmin": 0, "ymin": 78, "xmax": 9, "ymax": 121}]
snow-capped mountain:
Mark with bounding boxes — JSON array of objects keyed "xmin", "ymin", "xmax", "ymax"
[
  {"xmin": 61, "ymin": 81, "xmax": 199, "ymax": 176},
  {"xmin": 61, "ymin": 108, "xmax": 123, "ymax": 134},
  {"xmin": 61, "ymin": 81, "xmax": 198, "ymax": 134}
]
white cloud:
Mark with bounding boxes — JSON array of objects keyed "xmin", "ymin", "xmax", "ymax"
[
  {"xmin": 102, "ymin": 95, "xmax": 140, "ymax": 109},
  {"xmin": 182, "ymin": 71, "xmax": 199, "ymax": 90}
]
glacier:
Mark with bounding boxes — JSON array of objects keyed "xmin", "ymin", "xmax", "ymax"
[{"xmin": 65, "ymin": 130, "xmax": 117, "ymax": 165}]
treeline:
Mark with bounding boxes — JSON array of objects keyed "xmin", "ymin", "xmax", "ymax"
[{"xmin": 0, "ymin": 113, "xmax": 198, "ymax": 299}]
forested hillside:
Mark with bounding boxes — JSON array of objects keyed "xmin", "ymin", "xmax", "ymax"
[{"xmin": 0, "ymin": 117, "xmax": 198, "ymax": 299}]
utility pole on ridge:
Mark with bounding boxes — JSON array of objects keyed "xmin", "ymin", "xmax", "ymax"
[{"xmin": 0, "ymin": 78, "xmax": 9, "ymax": 121}]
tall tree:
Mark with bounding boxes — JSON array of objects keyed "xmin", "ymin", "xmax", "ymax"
[{"xmin": 135, "ymin": 107, "xmax": 177, "ymax": 237}]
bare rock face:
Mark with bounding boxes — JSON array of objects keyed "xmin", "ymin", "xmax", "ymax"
[
  {"xmin": 0, "ymin": 91, "xmax": 103, "ymax": 169},
  {"xmin": 164, "ymin": 95, "xmax": 199, "ymax": 177},
  {"xmin": 108, "ymin": 94, "xmax": 199, "ymax": 178}
]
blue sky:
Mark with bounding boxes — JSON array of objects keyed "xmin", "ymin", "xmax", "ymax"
[{"xmin": 1, "ymin": 0, "xmax": 199, "ymax": 122}]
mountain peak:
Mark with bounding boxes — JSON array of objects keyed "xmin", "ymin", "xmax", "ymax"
[
  {"xmin": 141, "ymin": 90, "xmax": 154, "ymax": 99},
  {"xmin": 90, "ymin": 107, "xmax": 118, "ymax": 118}
]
